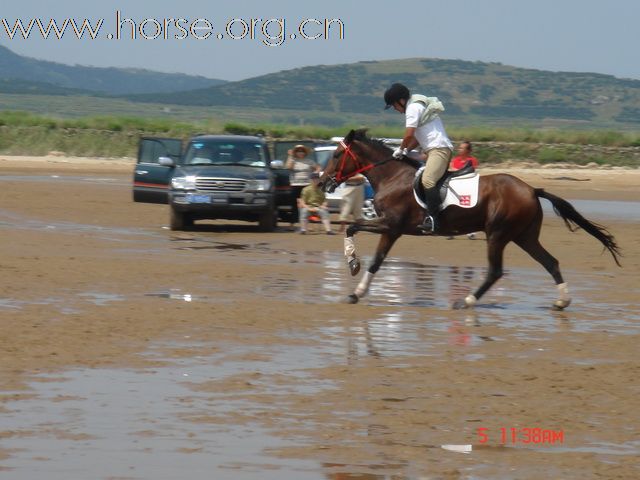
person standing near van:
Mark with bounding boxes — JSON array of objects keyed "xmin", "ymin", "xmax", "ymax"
[
  {"xmin": 338, "ymin": 173, "xmax": 366, "ymax": 232},
  {"xmin": 286, "ymin": 144, "xmax": 320, "ymax": 226}
]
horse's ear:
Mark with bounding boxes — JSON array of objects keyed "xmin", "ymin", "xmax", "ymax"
[
  {"xmin": 354, "ymin": 128, "xmax": 369, "ymax": 140},
  {"xmin": 344, "ymin": 129, "xmax": 356, "ymax": 145}
]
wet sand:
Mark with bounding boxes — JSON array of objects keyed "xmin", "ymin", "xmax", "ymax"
[{"xmin": 0, "ymin": 156, "xmax": 639, "ymax": 479}]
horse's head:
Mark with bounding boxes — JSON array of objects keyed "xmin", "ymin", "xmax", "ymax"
[{"xmin": 319, "ymin": 129, "xmax": 377, "ymax": 194}]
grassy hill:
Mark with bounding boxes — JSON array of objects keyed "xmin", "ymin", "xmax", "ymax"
[
  {"xmin": 0, "ymin": 45, "xmax": 226, "ymax": 95},
  {"xmin": 0, "ymin": 78, "xmax": 91, "ymax": 95},
  {"xmin": 126, "ymin": 58, "xmax": 640, "ymax": 128},
  {"xmin": 1, "ymin": 51, "xmax": 640, "ymax": 129}
]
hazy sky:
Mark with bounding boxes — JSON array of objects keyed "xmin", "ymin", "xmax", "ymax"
[{"xmin": 1, "ymin": 0, "xmax": 639, "ymax": 82}]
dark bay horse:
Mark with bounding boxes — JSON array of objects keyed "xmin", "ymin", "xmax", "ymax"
[{"xmin": 319, "ymin": 129, "xmax": 621, "ymax": 309}]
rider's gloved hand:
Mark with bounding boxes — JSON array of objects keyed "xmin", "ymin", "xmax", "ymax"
[{"xmin": 392, "ymin": 147, "xmax": 407, "ymax": 159}]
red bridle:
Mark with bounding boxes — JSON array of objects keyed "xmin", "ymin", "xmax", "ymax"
[{"xmin": 333, "ymin": 140, "xmax": 374, "ymax": 183}]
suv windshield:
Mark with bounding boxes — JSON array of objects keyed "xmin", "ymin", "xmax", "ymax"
[
  {"xmin": 183, "ymin": 140, "xmax": 267, "ymax": 167},
  {"xmin": 315, "ymin": 148, "xmax": 336, "ymax": 169}
]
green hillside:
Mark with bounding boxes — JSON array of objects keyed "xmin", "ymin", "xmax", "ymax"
[
  {"xmin": 127, "ymin": 58, "xmax": 640, "ymax": 127},
  {"xmin": 1, "ymin": 52, "xmax": 640, "ymax": 129},
  {"xmin": 0, "ymin": 45, "xmax": 226, "ymax": 95},
  {"xmin": 0, "ymin": 78, "xmax": 90, "ymax": 95}
]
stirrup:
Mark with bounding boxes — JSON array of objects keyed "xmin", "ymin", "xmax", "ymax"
[{"xmin": 417, "ymin": 215, "xmax": 437, "ymax": 233}]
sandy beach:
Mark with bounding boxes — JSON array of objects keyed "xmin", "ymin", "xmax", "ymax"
[{"xmin": 0, "ymin": 155, "xmax": 638, "ymax": 479}]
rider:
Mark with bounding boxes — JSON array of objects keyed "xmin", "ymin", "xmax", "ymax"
[{"xmin": 384, "ymin": 83, "xmax": 453, "ymax": 233}]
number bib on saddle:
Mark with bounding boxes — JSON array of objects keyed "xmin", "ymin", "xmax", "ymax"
[{"xmin": 441, "ymin": 173, "xmax": 480, "ymax": 209}]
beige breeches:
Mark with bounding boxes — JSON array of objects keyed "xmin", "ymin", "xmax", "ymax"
[{"xmin": 421, "ymin": 147, "xmax": 453, "ymax": 189}]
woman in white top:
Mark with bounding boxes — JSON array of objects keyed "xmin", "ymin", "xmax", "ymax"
[
  {"xmin": 286, "ymin": 144, "xmax": 320, "ymax": 225},
  {"xmin": 286, "ymin": 144, "xmax": 320, "ymax": 186}
]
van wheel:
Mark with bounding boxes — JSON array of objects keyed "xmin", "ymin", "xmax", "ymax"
[
  {"xmin": 258, "ymin": 210, "xmax": 277, "ymax": 232},
  {"xmin": 170, "ymin": 208, "xmax": 190, "ymax": 230}
]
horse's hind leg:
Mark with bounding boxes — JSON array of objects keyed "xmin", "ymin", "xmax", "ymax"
[
  {"xmin": 453, "ymin": 236, "xmax": 508, "ymax": 309},
  {"xmin": 514, "ymin": 230, "xmax": 570, "ymax": 310},
  {"xmin": 347, "ymin": 232, "xmax": 399, "ymax": 304}
]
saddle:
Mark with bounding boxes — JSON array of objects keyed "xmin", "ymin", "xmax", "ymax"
[{"xmin": 413, "ymin": 161, "xmax": 476, "ymax": 210}]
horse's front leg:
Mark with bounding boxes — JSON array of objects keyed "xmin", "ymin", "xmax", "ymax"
[
  {"xmin": 344, "ymin": 217, "xmax": 392, "ymax": 276},
  {"xmin": 347, "ymin": 231, "xmax": 400, "ymax": 304}
]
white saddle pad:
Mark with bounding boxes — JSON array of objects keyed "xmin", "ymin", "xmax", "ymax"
[{"xmin": 414, "ymin": 167, "xmax": 480, "ymax": 210}]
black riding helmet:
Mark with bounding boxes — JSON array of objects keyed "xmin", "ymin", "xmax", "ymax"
[{"xmin": 384, "ymin": 83, "xmax": 410, "ymax": 109}]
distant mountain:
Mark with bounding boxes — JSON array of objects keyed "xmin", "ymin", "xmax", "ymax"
[
  {"xmin": 0, "ymin": 45, "xmax": 226, "ymax": 95},
  {"xmin": 126, "ymin": 58, "xmax": 640, "ymax": 125},
  {"xmin": 0, "ymin": 77, "xmax": 91, "ymax": 95}
]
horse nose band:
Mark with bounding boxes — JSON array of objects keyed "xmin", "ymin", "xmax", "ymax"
[
  {"xmin": 334, "ymin": 141, "xmax": 374, "ymax": 184},
  {"xmin": 324, "ymin": 175, "xmax": 339, "ymax": 193}
]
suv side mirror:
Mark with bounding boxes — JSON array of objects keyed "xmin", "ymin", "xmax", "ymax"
[
  {"xmin": 270, "ymin": 160, "xmax": 284, "ymax": 168},
  {"xmin": 158, "ymin": 156, "xmax": 175, "ymax": 167}
]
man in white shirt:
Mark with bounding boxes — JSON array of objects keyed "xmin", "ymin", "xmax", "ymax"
[{"xmin": 384, "ymin": 83, "xmax": 454, "ymax": 233}]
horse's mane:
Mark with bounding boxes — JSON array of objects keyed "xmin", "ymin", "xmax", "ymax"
[{"xmin": 352, "ymin": 129, "xmax": 423, "ymax": 170}]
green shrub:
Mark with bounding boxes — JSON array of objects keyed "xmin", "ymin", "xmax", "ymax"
[
  {"xmin": 223, "ymin": 123, "xmax": 266, "ymax": 136},
  {"xmin": 0, "ymin": 111, "xmax": 638, "ymax": 164},
  {"xmin": 537, "ymin": 148, "xmax": 568, "ymax": 163}
]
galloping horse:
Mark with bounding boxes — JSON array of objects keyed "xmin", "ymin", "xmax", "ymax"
[{"xmin": 319, "ymin": 129, "xmax": 621, "ymax": 309}]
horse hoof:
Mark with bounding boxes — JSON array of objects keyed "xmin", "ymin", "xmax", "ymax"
[
  {"xmin": 346, "ymin": 294, "xmax": 359, "ymax": 304},
  {"xmin": 348, "ymin": 258, "xmax": 361, "ymax": 276},
  {"xmin": 452, "ymin": 299, "xmax": 469, "ymax": 310},
  {"xmin": 552, "ymin": 298, "xmax": 571, "ymax": 310}
]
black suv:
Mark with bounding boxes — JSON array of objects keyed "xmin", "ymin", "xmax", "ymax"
[{"xmin": 133, "ymin": 135, "xmax": 293, "ymax": 231}]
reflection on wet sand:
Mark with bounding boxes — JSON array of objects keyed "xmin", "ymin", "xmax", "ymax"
[{"xmin": 321, "ymin": 462, "xmax": 407, "ymax": 480}]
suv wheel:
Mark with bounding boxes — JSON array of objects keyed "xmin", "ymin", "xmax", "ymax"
[
  {"xmin": 170, "ymin": 208, "xmax": 192, "ymax": 231},
  {"xmin": 258, "ymin": 210, "xmax": 277, "ymax": 232}
]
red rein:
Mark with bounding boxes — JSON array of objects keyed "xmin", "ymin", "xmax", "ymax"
[{"xmin": 334, "ymin": 141, "xmax": 374, "ymax": 183}]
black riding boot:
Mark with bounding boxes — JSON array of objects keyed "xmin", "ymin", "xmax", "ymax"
[{"xmin": 418, "ymin": 186, "xmax": 442, "ymax": 233}]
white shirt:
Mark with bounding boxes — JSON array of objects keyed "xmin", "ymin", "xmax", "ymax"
[
  {"xmin": 405, "ymin": 102, "xmax": 453, "ymax": 150},
  {"xmin": 289, "ymin": 158, "xmax": 318, "ymax": 186}
]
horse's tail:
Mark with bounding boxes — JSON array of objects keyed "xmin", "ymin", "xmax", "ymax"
[{"xmin": 535, "ymin": 189, "xmax": 622, "ymax": 266}]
